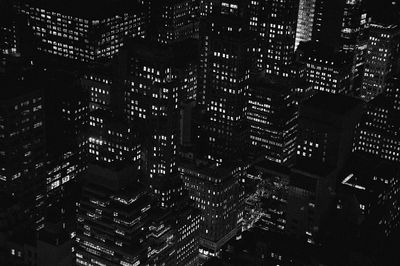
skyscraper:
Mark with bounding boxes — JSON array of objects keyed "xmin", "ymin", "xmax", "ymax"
[
  {"xmin": 75, "ymin": 163, "xmax": 151, "ymax": 266},
  {"xmin": 17, "ymin": 0, "xmax": 147, "ymax": 62},
  {"xmin": 179, "ymin": 160, "xmax": 244, "ymax": 257},
  {"xmin": 198, "ymin": 14, "xmax": 255, "ymax": 163},
  {"xmin": 295, "ymin": 0, "xmax": 316, "ymax": 50},
  {"xmin": 353, "ymin": 80, "xmax": 400, "ymax": 162},
  {"xmin": 247, "ymin": 73, "xmax": 299, "ymax": 164},
  {"xmin": 0, "ymin": 69, "xmax": 46, "ymax": 231},
  {"xmin": 361, "ymin": 23, "xmax": 400, "ymax": 101},
  {"xmin": 152, "ymin": 0, "xmax": 200, "ymax": 44},
  {"xmin": 297, "ymin": 41, "xmax": 353, "ymax": 95},
  {"xmin": 297, "ymin": 92, "xmax": 364, "ymax": 170},
  {"xmin": 248, "ymin": 0, "xmax": 299, "ymax": 74}
]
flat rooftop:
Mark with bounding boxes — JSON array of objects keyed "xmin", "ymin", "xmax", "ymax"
[
  {"xmin": 23, "ymin": 0, "xmax": 144, "ymax": 19},
  {"xmin": 302, "ymin": 92, "xmax": 364, "ymax": 115}
]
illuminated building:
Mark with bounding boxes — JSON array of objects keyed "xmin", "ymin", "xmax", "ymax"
[
  {"xmin": 179, "ymin": 160, "xmax": 244, "ymax": 257},
  {"xmin": 0, "ymin": 67, "xmax": 47, "ymax": 266},
  {"xmin": 153, "ymin": 0, "xmax": 200, "ymax": 44},
  {"xmin": 248, "ymin": 0, "xmax": 299, "ymax": 75},
  {"xmin": 246, "ymin": 73, "xmax": 299, "ymax": 164},
  {"xmin": 199, "ymin": 0, "xmax": 221, "ymax": 18},
  {"xmin": 147, "ymin": 206, "xmax": 201, "ymax": 266},
  {"xmin": 353, "ymin": 84, "xmax": 400, "ymax": 163},
  {"xmin": 198, "ymin": 14, "xmax": 255, "ymax": 163},
  {"xmin": 340, "ymin": 0, "xmax": 365, "ymax": 53},
  {"xmin": 297, "ymin": 92, "xmax": 364, "ymax": 170},
  {"xmin": 361, "ymin": 23, "xmax": 400, "ymax": 101},
  {"xmin": 87, "ymin": 110, "xmax": 141, "ymax": 167},
  {"xmin": 297, "ymin": 41, "xmax": 353, "ymax": 95},
  {"xmin": 0, "ymin": 69, "xmax": 46, "ymax": 231},
  {"xmin": 312, "ymin": 0, "xmax": 363, "ymax": 50},
  {"xmin": 295, "ymin": 0, "xmax": 316, "ymax": 50},
  {"xmin": 81, "ymin": 70, "xmax": 113, "ymax": 111},
  {"xmin": 123, "ymin": 38, "xmax": 198, "ymax": 192},
  {"xmin": 0, "ymin": 2, "xmax": 19, "ymax": 56},
  {"xmin": 18, "ymin": 0, "xmax": 147, "ymax": 62},
  {"xmin": 75, "ymin": 163, "xmax": 151, "ymax": 266}
]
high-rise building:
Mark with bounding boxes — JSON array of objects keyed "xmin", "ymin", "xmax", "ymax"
[
  {"xmin": 295, "ymin": 0, "xmax": 316, "ymax": 50},
  {"xmin": 81, "ymin": 68, "xmax": 113, "ymax": 111},
  {"xmin": 248, "ymin": 0, "xmax": 299, "ymax": 74},
  {"xmin": 0, "ymin": 69, "xmax": 46, "ymax": 231},
  {"xmin": 123, "ymin": 39, "xmax": 198, "ymax": 192},
  {"xmin": 87, "ymin": 109, "xmax": 142, "ymax": 167},
  {"xmin": 297, "ymin": 92, "xmax": 364, "ymax": 170},
  {"xmin": 286, "ymin": 159, "xmax": 338, "ymax": 243},
  {"xmin": 340, "ymin": 0, "xmax": 365, "ymax": 53},
  {"xmin": 151, "ymin": 0, "xmax": 200, "ymax": 44},
  {"xmin": 246, "ymin": 73, "xmax": 299, "ymax": 164},
  {"xmin": 361, "ymin": 24, "xmax": 400, "ymax": 101},
  {"xmin": 75, "ymin": 163, "xmax": 151, "ymax": 266},
  {"xmin": 353, "ymin": 81, "xmax": 400, "ymax": 162},
  {"xmin": 297, "ymin": 41, "xmax": 353, "ymax": 95},
  {"xmin": 198, "ymin": 14, "xmax": 255, "ymax": 163},
  {"xmin": 199, "ymin": 0, "xmax": 221, "ymax": 18},
  {"xmin": 17, "ymin": 0, "xmax": 147, "ymax": 62},
  {"xmin": 147, "ymin": 205, "xmax": 201, "ymax": 266},
  {"xmin": 312, "ymin": 0, "xmax": 346, "ymax": 48},
  {"xmin": 179, "ymin": 160, "xmax": 244, "ymax": 257},
  {"xmin": 1, "ymin": 2, "xmax": 19, "ymax": 56}
]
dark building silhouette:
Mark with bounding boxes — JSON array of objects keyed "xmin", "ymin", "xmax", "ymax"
[{"xmin": 296, "ymin": 92, "xmax": 364, "ymax": 170}]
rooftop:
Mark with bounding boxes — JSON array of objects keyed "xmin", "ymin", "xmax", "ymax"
[
  {"xmin": 0, "ymin": 69, "xmax": 42, "ymax": 102},
  {"xmin": 127, "ymin": 38, "xmax": 199, "ymax": 67},
  {"xmin": 23, "ymin": 0, "xmax": 145, "ymax": 20},
  {"xmin": 249, "ymin": 72, "xmax": 302, "ymax": 94},
  {"xmin": 302, "ymin": 92, "xmax": 364, "ymax": 116}
]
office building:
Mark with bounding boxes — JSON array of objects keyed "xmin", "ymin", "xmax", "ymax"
[
  {"xmin": 147, "ymin": 205, "xmax": 201, "ymax": 266},
  {"xmin": 297, "ymin": 92, "xmax": 364, "ymax": 170},
  {"xmin": 295, "ymin": 0, "xmax": 316, "ymax": 50},
  {"xmin": 123, "ymin": 39, "xmax": 198, "ymax": 193},
  {"xmin": 75, "ymin": 163, "xmax": 151, "ymax": 266},
  {"xmin": 248, "ymin": 0, "xmax": 299, "ymax": 74},
  {"xmin": 297, "ymin": 41, "xmax": 353, "ymax": 95},
  {"xmin": 286, "ymin": 160, "xmax": 338, "ymax": 244},
  {"xmin": 312, "ymin": 0, "xmax": 364, "ymax": 51},
  {"xmin": 353, "ymin": 86, "xmax": 400, "ymax": 163},
  {"xmin": 338, "ymin": 157, "xmax": 400, "ymax": 238},
  {"xmin": 87, "ymin": 110, "xmax": 141, "ymax": 167},
  {"xmin": 361, "ymin": 24, "xmax": 400, "ymax": 101},
  {"xmin": 246, "ymin": 73, "xmax": 299, "ymax": 164},
  {"xmin": 152, "ymin": 0, "xmax": 200, "ymax": 44},
  {"xmin": 198, "ymin": 15, "xmax": 255, "ymax": 163},
  {"xmin": 0, "ymin": 69, "xmax": 46, "ymax": 231},
  {"xmin": 18, "ymin": 0, "xmax": 147, "ymax": 62},
  {"xmin": 179, "ymin": 160, "xmax": 244, "ymax": 257}
]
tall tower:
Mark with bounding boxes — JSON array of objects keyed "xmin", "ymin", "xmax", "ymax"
[
  {"xmin": 248, "ymin": 0, "xmax": 299, "ymax": 74},
  {"xmin": 361, "ymin": 24, "xmax": 400, "ymax": 101},
  {"xmin": 247, "ymin": 73, "xmax": 299, "ymax": 164},
  {"xmin": 198, "ymin": 14, "xmax": 255, "ymax": 163},
  {"xmin": 295, "ymin": 0, "xmax": 316, "ymax": 50}
]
